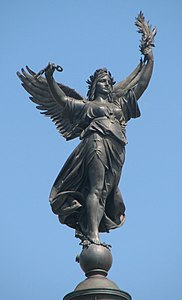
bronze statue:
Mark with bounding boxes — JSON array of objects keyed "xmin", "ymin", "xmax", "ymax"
[{"xmin": 17, "ymin": 12, "xmax": 156, "ymax": 246}]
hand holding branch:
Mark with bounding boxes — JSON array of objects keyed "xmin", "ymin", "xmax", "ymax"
[{"xmin": 135, "ymin": 11, "xmax": 157, "ymax": 60}]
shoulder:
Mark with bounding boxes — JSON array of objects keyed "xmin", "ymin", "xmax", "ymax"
[
  {"xmin": 65, "ymin": 97, "xmax": 86, "ymax": 109},
  {"xmin": 113, "ymin": 91, "xmax": 141, "ymax": 121}
]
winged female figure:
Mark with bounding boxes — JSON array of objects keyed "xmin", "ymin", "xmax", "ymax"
[{"xmin": 17, "ymin": 12, "xmax": 156, "ymax": 245}]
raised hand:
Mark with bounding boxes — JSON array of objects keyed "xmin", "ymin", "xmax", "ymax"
[
  {"xmin": 34, "ymin": 63, "xmax": 63, "ymax": 78},
  {"xmin": 135, "ymin": 11, "xmax": 157, "ymax": 60}
]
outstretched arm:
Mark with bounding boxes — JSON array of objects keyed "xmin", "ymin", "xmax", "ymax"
[
  {"xmin": 133, "ymin": 50, "xmax": 154, "ymax": 100},
  {"xmin": 133, "ymin": 11, "xmax": 156, "ymax": 100},
  {"xmin": 113, "ymin": 12, "xmax": 156, "ymax": 102},
  {"xmin": 44, "ymin": 64, "xmax": 67, "ymax": 108}
]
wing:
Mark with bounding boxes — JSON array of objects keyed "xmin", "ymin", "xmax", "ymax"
[
  {"xmin": 17, "ymin": 66, "xmax": 85, "ymax": 140},
  {"xmin": 113, "ymin": 59, "xmax": 145, "ymax": 99}
]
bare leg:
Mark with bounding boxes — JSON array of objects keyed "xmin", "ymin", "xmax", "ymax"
[{"xmin": 85, "ymin": 156, "xmax": 105, "ymax": 244}]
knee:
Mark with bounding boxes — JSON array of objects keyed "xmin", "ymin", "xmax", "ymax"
[
  {"xmin": 89, "ymin": 186, "xmax": 103, "ymax": 199},
  {"xmin": 95, "ymin": 187, "xmax": 103, "ymax": 198}
]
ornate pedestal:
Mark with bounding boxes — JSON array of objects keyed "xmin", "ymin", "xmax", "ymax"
[{"xmin": 63, "ymin": 244, "xmax": 132, "ymax": 300}]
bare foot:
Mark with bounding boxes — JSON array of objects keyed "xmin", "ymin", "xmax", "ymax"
[
  {"xmin": 75, "ymin": 224, "xmax": 101, "ymax": 245},
  {"xmin": 87, "ymin": 232, "xmax": 101, "ymax": 245}
]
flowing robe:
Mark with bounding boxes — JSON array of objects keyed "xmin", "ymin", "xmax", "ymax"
[{"xmin": 49, "ymin": 90, "xmax": 140, "ymax": 233}]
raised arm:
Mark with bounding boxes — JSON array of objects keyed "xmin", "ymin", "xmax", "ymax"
[
  {"xmin": 113, "ymin": 12, "xmax": 156, "ymax": 103},
  {"xmin": 133, "ymin": 12, "xmax": 156, "ymax": 100},
  {"xmin": 44, "ymin": 63, "xmax": 67, "ymax": 108},
  {"xmin": 133, "ymin": 50, "xmax": 154, "ymax": 100}
]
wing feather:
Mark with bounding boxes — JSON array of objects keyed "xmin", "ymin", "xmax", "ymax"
[{"xmin": 17, "ymin": 66, "xmax": 85, "ymax": 140}]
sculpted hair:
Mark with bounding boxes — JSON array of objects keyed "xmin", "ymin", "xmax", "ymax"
[{"xmin": 86, "ymin": 68, "xmax": 115, "ymax": 102}]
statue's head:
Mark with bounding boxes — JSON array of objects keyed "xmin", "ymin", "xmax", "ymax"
[{"xmin": 87, "ymin": 68, "xmax": 115, "ymax": 102}]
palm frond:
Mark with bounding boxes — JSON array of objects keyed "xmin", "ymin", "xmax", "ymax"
[{"xmin": 135, "ymin": 11, "xmax": 157, "ymax": 55}]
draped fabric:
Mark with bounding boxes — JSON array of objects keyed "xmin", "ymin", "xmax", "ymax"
[{"xmin": 49, "ymin": 90, "xmax": 140, "ymax": 233}]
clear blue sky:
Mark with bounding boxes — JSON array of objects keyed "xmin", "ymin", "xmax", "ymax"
[{"xmin": 1, "ymin": 1, "xmax": 182, "ymax": 299}]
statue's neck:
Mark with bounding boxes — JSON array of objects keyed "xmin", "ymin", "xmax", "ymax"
[{"xmin": 94, "ymin": 95, "xmax": 109, "ymax": 103}]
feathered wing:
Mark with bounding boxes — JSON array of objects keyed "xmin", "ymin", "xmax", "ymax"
[{"xmin": 17, "ymin": 66, "xmax": 85, "ymax": 140}]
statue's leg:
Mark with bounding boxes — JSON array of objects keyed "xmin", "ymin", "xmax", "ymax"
[{"xmin": 85, "ymin": 156, "xmax": 105, "ymax": 244}]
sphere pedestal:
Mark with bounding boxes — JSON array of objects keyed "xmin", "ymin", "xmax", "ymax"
[{"xmin": 63, "ymin": 244, "xmax": 132, "ymax": 300}]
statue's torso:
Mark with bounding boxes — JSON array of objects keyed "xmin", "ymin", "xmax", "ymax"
[{"xmin": 80, "ymin": 101, "xmax": 127, "ymax": 145}]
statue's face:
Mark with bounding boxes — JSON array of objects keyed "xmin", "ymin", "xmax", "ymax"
[{"xmin": 95, "ymin": 75, "xmax": 112, "ymax": 97}]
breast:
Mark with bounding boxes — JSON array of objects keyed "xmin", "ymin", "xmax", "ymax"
[
  {"xmin": 85, "ymin": 102, "xmax": 109, "ymax": 119},
  {"xmin": 84, "ymin": 102, "xmax": 123, "ymax": 123},
  {"xmin": 113, "ymin": 106, "xmax": 123, "ymax": 121}
]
